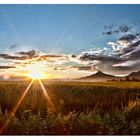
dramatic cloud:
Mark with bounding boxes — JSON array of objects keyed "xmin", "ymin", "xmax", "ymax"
[
  {"xmin": 102, "ymin": 31, "xmax": 113, "ymax": 35},
  {"xmin": 102, "ymin": 24, "xmax": 132, "ymax": 35},
  {"xmin": 78, "ymin": 29, "xmax": 140, "ymax": 75},
  {"xmin": 109, "ymin": 33, "xmax": 140, "ymax": 58},
  {"xmin": 79, "ymin": 53, "xmax": 121, "ymax": 63},
  {"xmin": 119, "ymin": 25, "xmax": 132, "ymax": 33},
  {"xmin": 105, "ymin": 32, "xmax": 140, "ymax": 74},
  {"xmin": 78, "ymin": 51, "xmax": 125, "ymax": 74},
  {"xmin": 0, "ymin": 53, "xmax": 32, "ymax": 60},
  {"xmin": 0, "ymin": 50, "xmax": 67, "ymax": 62},
  {"xmin": 118, "ymin": 34, "xmax": 136, "ymax": 42},
  {"xmin": 1, "ymin": 28, "xmax": 140, "ymax": 77},
  {"xmin": 17, "ymin": 50, "xmax": 37, "ymax": 56},
  {"xmin": 0, "ymin": 49, "xmax": 76, "ymax": 73},
  {"xmin": 0, "ymin": 66, "xmax": 16, "ymax": 69}
]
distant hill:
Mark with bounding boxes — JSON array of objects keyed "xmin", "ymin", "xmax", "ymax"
[
  {"xmin": 79, "ymin": 71, "xmax": 119, "ymax": 81},
  {"xmin": 128, "ymin": 71, "xmax": 140, "ymax": 79},
  {"xmin": 79, "ymin": 70, "xmax": 140, "ymax": 81}
]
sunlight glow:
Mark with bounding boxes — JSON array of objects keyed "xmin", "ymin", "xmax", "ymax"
[
  {"xmin": 28, "ymin": 69, "xmax": 44, "ymax": 79},
  {"xmin": 26, "ymin": 63, "xmax": 46, "ymax": 79}
]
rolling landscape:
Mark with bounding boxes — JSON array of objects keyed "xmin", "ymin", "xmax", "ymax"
[
  {"xmin": 0, "ymin": 4, "xmax": 140, "ymax": 135},
  {"xmin": 79, "ymin": 70, "xmax": 140, "ymax": 81},
  {"xmin": 0, "ymin": 70, "xmax": 140, "ymax": 135}
]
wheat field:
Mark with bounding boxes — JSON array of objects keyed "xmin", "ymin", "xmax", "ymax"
[{"xmin": 0, "ymin": 80, "xmax": 140, "ymax": 135}]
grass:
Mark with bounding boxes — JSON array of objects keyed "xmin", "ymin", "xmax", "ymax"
[{"xmin": 0, "ymin": 80, "xmax": 140, "ymax": 135}]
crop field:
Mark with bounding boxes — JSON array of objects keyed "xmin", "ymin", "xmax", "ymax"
[{"xmin": 0, "ymin": 80, "xmax": 140, "ymax": 135}]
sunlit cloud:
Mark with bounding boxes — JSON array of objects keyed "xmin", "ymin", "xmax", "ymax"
[{"xmin": 1, "ymin": 28, "xmax": 140, "ymax": 78}]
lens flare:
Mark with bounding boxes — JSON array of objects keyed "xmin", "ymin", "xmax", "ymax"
[
  {"xmin": 0, "ymin": 79, "xmax": 34, "ymax": 134},
  {"xmin": 0, "ymin": 78, "xmax": 56, "ymax": 134},
  {"xmin": 38, "ymin": 79, "xmax": 57, "ymax": 113}
]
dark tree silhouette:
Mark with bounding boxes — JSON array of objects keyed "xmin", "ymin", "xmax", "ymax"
[{"xmin": 125, "ymin": 76, "xmax": 130, "ymax": 81}]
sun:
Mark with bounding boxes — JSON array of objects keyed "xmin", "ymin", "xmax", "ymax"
[
  {"xmin": 28, "ymin": 69, "xmax": 44, "ymax": 79},
  {"xmin": 26, "ymin": 63, "xmax": 46, "ymax": 79}
]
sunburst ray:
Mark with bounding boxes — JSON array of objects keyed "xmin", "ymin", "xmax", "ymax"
[{"xmin": 0, "ymin": 79, "xmax": 34, "ymax": 134}]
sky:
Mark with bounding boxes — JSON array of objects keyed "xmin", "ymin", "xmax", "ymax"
[{"xmin": 0, "ymin": 4, "xmax": 140, "ymax": 79}]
